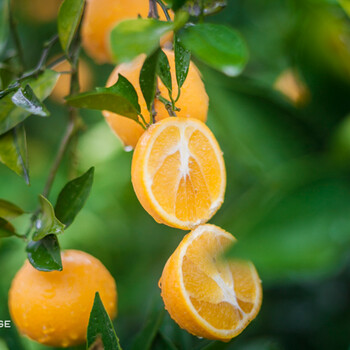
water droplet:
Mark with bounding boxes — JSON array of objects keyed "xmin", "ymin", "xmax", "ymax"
[
  {"xmin": 35, "ymin": 219, "xmax": 42, "ymax": 230},
  {"xmin": 43, "ymin": 326, "xmax": 55, "ymax": 335},
  {"xmin": 124, "ymin": 145, "xmax": 133, "ymax": 152},
  {"xmin": 69, "ymin": 332, "xmax": 79, "ymax": 340},
  {"xmin": 61, "ymin": 339, "xmax": 70, "ymax": 347},
  {"xmin": 43, "ymin": 287, "xmax": 56, "ymax": 299}
]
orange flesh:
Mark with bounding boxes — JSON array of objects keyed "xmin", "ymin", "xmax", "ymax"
[
  {"xmin": 146, "ymin": 121, "xmax": 224, "ymax": 226},
  {"xmin": 182, "ymin": 232, "xmax": 257, "ymax": 331}
]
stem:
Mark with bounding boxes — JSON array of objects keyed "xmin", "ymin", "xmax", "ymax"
[
  {"xmin": 33, "ymin": 35, "xmax": 59, "ymax": 76},
  {"xmin": 151, "ymin": 102, "xmax": 157, "ymax": 123},
  {"xmin": 0, "ymin": 34, "xmax": 59, "ymax": 99},
  {"xmin": 42, "ymin": 118, "xmax": 77, "ymax": 198},
  {"xmin": 156, "ymin": 91, "xmax": 179, "ymax": 116},
  {"xmin": 9, "ymin": 5, "xmax": 25, "ymax": 72},
  {"xmin": 156, "ymin": 0, "xmax": 171, "ymax": 21},
  {"xmin": 42, "ymin": 38, "xmax": 82, "ymax": 198},
  {"xmin": 47, "ymin": 55, "xmax": 66, "ymax": 69},
  {"xmin": 138, "ymin": 114, "xmax": 148, "ymax": 129},
  {"xmin": 13, "ymin": 232, "xmax": 28, "ymax": 241},
  {"xmin": 148, "ymin": 0, "xmax": 159, "ymax": 19}
]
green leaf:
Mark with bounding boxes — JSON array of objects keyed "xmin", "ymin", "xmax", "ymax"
[
  {"xmin": 140, "ymin": 49, "xmax": 161, "ymax": 112},
  {"xmin": 179, "ymin": 23, "xmax": 248, "ymax": 77},
  {"xmin": 184, "ymin": 0, "xmax": 227, "ymax": 16},
  {"xmin": 0, "ymin": 199, "xmax": 24, "ymax": 220},
  {"xmin": 58, "ymin": 0, "xmax": 85, "ymax": 52},
  {"xmin": 0, "ymin": 217, "xmax": 15, "ymax": 238},
  {"xmin": 0, "ymin": 70, "xmax": 59, "ymax": 135},
  {"xmin": 157, "ymin": 50, "xmax": 172, "ymax": 96},
  {"xmin": 338, "ymin": 0, "xmax": 350, "ymax": 17},
  {"xmin": 26, "ymin": 234, "xmax": 62, "ymax": 272},
  {"xmin": 55, "ymin": 167, "xmax": 94, "ymax": 227},
  {"xmin": 131, "ymin": 308, "xmax": 164, "ymax": 350},
  {"xmin": 110, "ymin": 19, "xmax": 173, "ymax": 63},
  {"xmin": 11, "ymin": 84, "xmax": 50, "ymax": 117},
  {"xmin": 66, "ymin": 75, "xmax": 141, "ymax": 121},
  {"xmin": 33, "ymin": 195, "xmax": 65, "ymax": 241},
  {"xmin": 0, "ymin": 0, "xmax": 9, "ymax": 54},
  {"xmin": 174, "ymin": 35, "xmax": 191, "ymax": 91},
  {"xmin": 0, "ymin": 124, "xmax": 29, "ymax": 184},
  {"xmin": 87, "ymin": 292, "xmax": 122, "ymax": 350}
]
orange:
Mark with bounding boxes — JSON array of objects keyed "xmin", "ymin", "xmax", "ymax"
[
  {"xmin": 14, "ymin": 0, "xmax": 62, "ymax": 23},
  {"xmin": 9, "ymin": 250, "xmax": 117, "ymax": 347},
  {"xmin": 81, "ymin": 0, "xmax": 172, "ymax": 64},
  {"xmin": 104, "ymin": 50, "xmax": 209, "ymax": 149},
  {"xmin": 50, "ymin": 58, "xmax": 93, "ymax": 103},
  {"xmin": 274, "ymin": 68, "xmax": 310, "ymax": 106},
  {"xmin": 131, "ymin": 117, "xmax": 225, "ymax": 230},
  {"xmin": 159, "ymin": 224, "xmax": 262, "ymax": 341}
]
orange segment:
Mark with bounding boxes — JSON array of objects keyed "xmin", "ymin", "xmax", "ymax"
[
  {"xmin": 159, "ymin": 224, "xmax": 262, "ymax": 341},
  {"xmin": 132, "ymin": 118, "xmax": 226, "ymax": 230}
]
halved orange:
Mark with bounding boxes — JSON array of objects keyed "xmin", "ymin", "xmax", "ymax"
[
  {"xmin": 131, "ymin": 118, "xmax": 226, "ymax": 230},
  {"xmin": 159, "ymin": 224, "xmax": 262, "ymax": 341}
]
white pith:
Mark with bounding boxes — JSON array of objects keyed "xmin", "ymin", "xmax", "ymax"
[
  {"xmin": 178, "ymin": 225, "xmax": 262, "ymax": 337},
  {"xmin": 143, "ymin": 119, "xmax": 226, "ymax": 228}
]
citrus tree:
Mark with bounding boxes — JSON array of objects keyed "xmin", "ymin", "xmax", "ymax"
[{"xmin": 1, "ymin": 0, "xmax": 350, "ymax": 349}]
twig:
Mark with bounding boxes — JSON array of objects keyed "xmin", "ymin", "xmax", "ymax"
[
  {"xmin": 8, "ymin": 5, "xmax": 25, "ymax": 72},
  {"xmin": 33, "ymin": 35, "xmax": 59, "ymax": 76},
  {"xmin": 42, "ymin": 37, "xmax": 82, "ymax": 198},
  {"xmin": 42, "ymin": 118, "xmax": 77, "ymax": 198},
  {"xmin": 156, "ymin": 0, "xmax": 172, "ymax": 21},
  {"xmin": 13, "ymin": 232, "xmax": 28, "ymax": 241},
  {"xmin": 0, "ymin": 35, "xmax": 59, "ymax": 99},
  {"xmin": 148, "ymin": 0, "xmax": 160, "ymax": 19},
  {"xmin": 47, "ymin": 55, "xmax": 66, "ymax": 69}
]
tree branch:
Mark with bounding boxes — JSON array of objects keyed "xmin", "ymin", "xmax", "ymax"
[{"xmin": 148, "ymin": 0, "xmax": 159, "ymax": 19}]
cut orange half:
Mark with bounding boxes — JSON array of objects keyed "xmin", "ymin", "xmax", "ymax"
[
  {"xmin": 131, "ymin": 118, "xmax": 226, "ymax": 230},
  {"xmin": 159, "ymin": 224, "xmax": 262, "ymax": 341}
]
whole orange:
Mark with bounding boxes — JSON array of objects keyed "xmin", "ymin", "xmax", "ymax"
[
  {"xmin": 104, "ymin": 50, "xmax": 209, "ymax": 149},
  {"xmin": 9, "ymin": 250, "xmax": 117, "ymax": 347},
  {"xmin": 81, "ymin": 0, "xmax": 171, "ymax": 64}
]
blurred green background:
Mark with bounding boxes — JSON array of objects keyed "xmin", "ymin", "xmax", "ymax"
[{"xmin": 1, "ymin": 0, "xmax": 350, "ymax": 349}]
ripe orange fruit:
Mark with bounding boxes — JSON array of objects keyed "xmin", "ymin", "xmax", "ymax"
[
  {"xmin": 50, "ymin": 58, "xmax": 93, "ymax": 103},
  {"xmin": 104, "ymin": 50, "xmax": 209, "ymax": 149},
  {"xmin": 9, "ymin": 250, "xmax": 117, "ymax": 347},
  {"xmin": 131, "ymin": 117, "xmax": 225, "ymax": 229},
  {"xmin": 81, "ymin": 0, "xmax": 172, "ymax": 64},
  {"xmin": 159, "ymin": 224, "xmax": 262, "ymax": 341},
  {"xmin": 14, "ymin": 0, "xmax": 62, "ymax": 23}
]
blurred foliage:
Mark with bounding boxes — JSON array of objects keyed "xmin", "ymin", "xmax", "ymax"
[{"xmin": 1, "ymin": 0, "xmax": 350, "ymax": 349}]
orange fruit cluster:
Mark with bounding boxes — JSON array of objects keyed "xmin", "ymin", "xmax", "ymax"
[
  {"xmin": 92, "ymin": 0, "xmax": 262, "ymax": 340},
  {"xmin": 8, "ymin": 0, "xmax": 262, "ymax": 347},
  {"xmin": 131, "ymin": 116, "xmax": 262, "ymax": 341}
]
